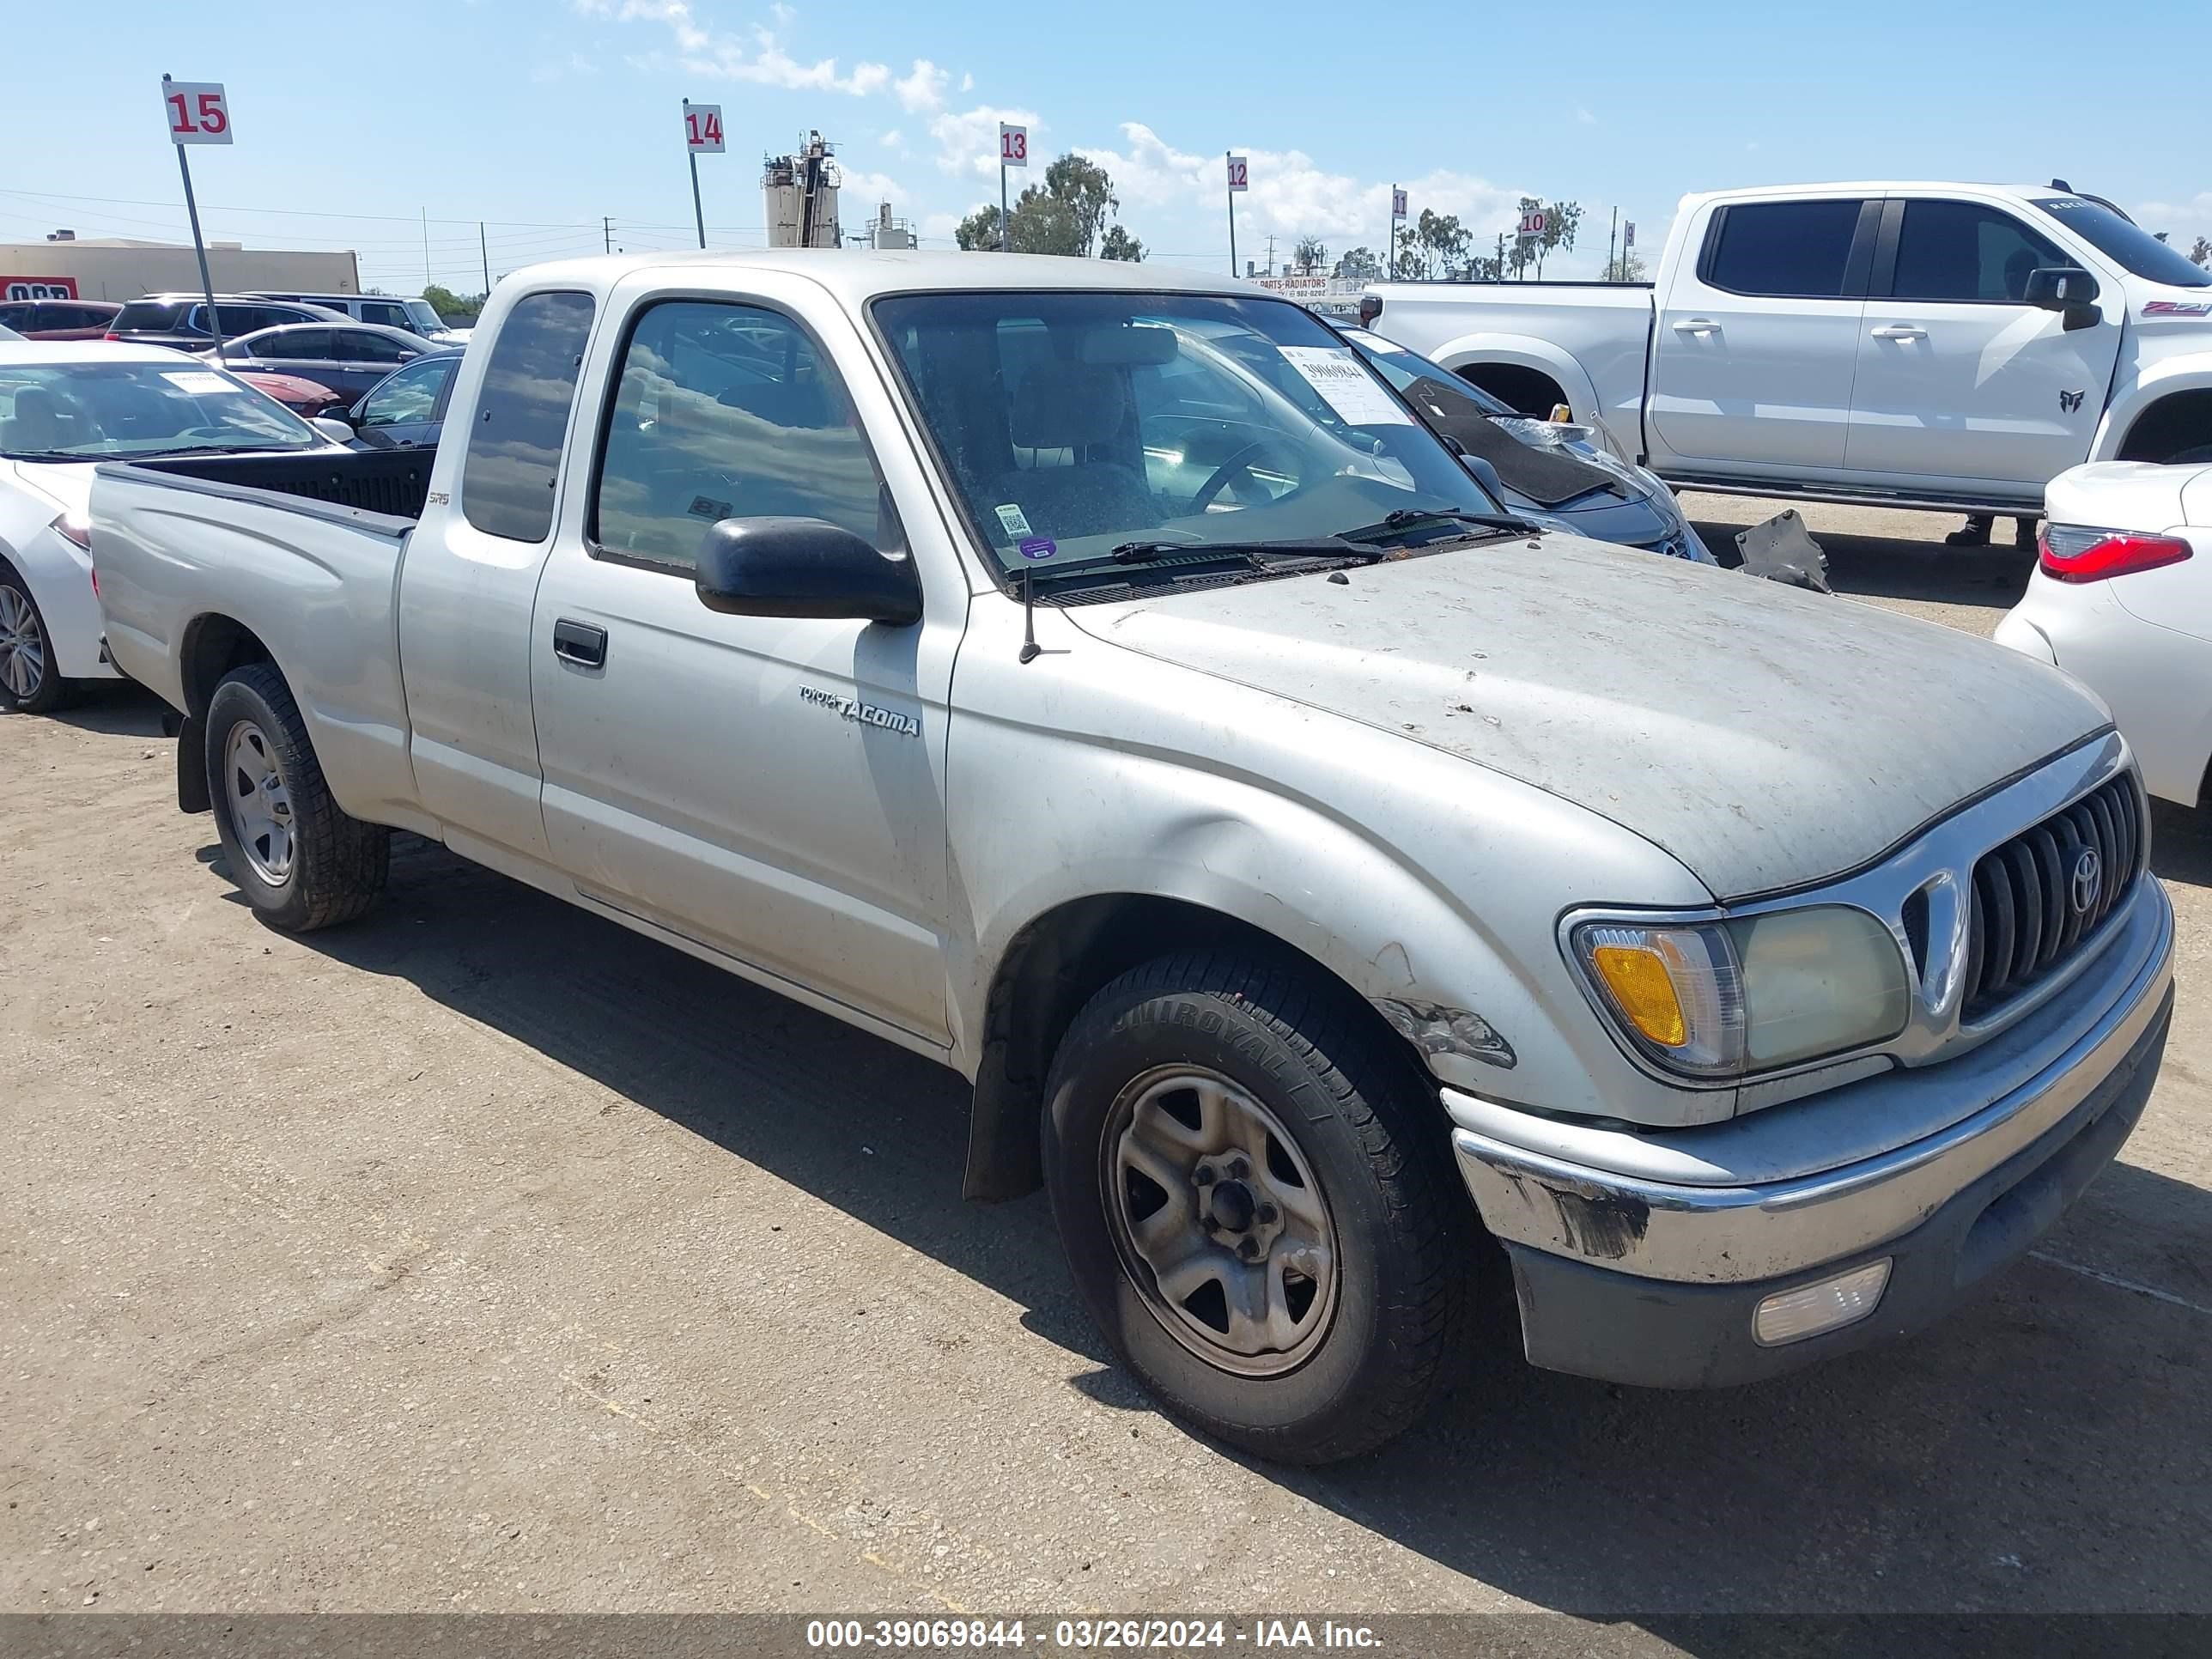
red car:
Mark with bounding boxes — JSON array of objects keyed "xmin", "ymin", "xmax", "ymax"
[
  {"xmin": 0, "ymin": 298, "xmax": 123, "ymax": 340},
  {"xmin": 235, "ymin": 369, "xmax": 349, "ymax": 417}
]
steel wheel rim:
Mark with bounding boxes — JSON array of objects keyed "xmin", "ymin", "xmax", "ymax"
[
  {"xmin": 0, "ymin": 584, "xmax": 44, "ymax": 702},
  {"xmin": 223, "ymin": 720, "xmax": 296, "ymax": 884},
  {"xmin": 1102, "ymin": 1065, "xmax": 1341, "ymax": 1378}
]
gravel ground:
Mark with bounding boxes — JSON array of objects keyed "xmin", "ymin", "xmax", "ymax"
[{"xmin": 3, "ymin": 499, "xmax": 2209, "ymax": 1637}]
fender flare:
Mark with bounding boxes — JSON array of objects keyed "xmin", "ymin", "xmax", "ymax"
[
  {"xmin": 2092, "ymin": 357, "xmax": 2212, "ymax": 461},
  {"xmin": 1418, "ymin": 331, "xmax": 1626, "ymax": 458}
]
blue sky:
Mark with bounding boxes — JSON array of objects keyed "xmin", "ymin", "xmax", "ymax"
[{"xmin": 3, "ymin": 0, "xmax": 2207, "ymax": 295}]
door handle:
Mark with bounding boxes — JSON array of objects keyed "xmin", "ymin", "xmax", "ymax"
[
  {"xmin": 1672, "ymin": 319, "xmax": 1720, "ymax": 334},
  {"xmin": 551, "ymin": 617, "xmax": 608, "ymax": 669},
  {"xmin": 1870, "ymin": 325, "xmax": 1928, "ymax": 340}
]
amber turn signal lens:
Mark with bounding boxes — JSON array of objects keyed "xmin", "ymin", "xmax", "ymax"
[{"xmin": 1589, "ymin": 945, "xmax": 1688, "ymax": 1048}]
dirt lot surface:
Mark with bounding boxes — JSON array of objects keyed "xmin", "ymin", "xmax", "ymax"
[{"xmin": 3, "ymin": 498, "xmax": 2209, "ymax": 1636}]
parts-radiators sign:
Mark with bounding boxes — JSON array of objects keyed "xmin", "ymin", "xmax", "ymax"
[{"xmin": 3, "ymin": 277, "xmax": 81, "ymax": 301}]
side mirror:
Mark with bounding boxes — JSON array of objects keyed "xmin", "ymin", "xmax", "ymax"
[
  {"xmin": 695, "ymin": 517, "xmax": 922, "ymax": 625},
  {"xmin": 397, "ymin": 351, "xmax": 419, "ymax": 363},
  {"xmin": 310, "ymin": 416, "xmax": 356, "ymax": 444},
  {"xmin": 2023, "ymin": 266, "xmax": 2103, "ymax": 330}
]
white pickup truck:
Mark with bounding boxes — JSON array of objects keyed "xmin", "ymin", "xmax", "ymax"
[
  {"xmin": 91, "ymin": 252, "xmax": 2173, "ymax": 1463},
  {"xmin": 1367, "ymin": 181, "xmax": 2212, "ymax": 517}
]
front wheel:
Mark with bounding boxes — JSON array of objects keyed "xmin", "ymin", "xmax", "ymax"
[
  {"xmin": 204, "ymin": 664, "xmax": 389, "ymax": 932},
  {"xmin": 1043, "ymin": 950, "xmax": 1474, "ymax": 1463},
  {"xmin": 0, "ymin": 569, "xmax": 77, "ymax": 714}
]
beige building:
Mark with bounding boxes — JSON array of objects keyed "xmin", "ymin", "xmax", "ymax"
[{"xmin": 0, "ymin": 237, "xmax": 362, "ymax": 304}]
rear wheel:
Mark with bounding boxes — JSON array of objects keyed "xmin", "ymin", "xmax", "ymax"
[
  {"xmin": 204, "ymin": 664, "xmax": 389, "ymax": 932},
  {"xmin": 1043, "ymin": 949, "xmax": 1473, "ymax": 1463},
  {"xmin": 0, "ymin": 569, "xmax": 77, "ymax": 715}
]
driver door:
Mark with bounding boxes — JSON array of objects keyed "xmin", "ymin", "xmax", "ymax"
[{"xmin": 528, "ymin": 283, "xmax": 961, "ymax": 1042}]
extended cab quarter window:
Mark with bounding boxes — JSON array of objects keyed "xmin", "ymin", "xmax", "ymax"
[
  {"xmin": 460, "ymin": 289, "xmax": 595, "ymax": 542},
  {"xmin": 591, "ymin": 300, "xmax": 890, "ymax": 570},
  {"xmin": 1706, "ymin": 199, "xmax": 1865, "ymax": 297},
  {"xmin": 1890, "ymin": 200, "xmax": 2067, "ymax": 303}
]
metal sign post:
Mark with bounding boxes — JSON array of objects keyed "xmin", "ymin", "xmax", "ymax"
[
  {"xmin": 1226, "ymin": 154, "xmax": 1249, "ymax": 276},
  {"xmin": 684, "ymin": 100, "xmax": 724, "ymax": 249},
  {"xmin": 1390, "ymin": 185, "xmax": 1407, "ymax": 279},
  {"xmin": 161, "ymin": 74, "xmax": 231, "ymax": 362},
  {"xmin": 998, "ymin": 124, "xmax": 1028, "ymax": 252}
]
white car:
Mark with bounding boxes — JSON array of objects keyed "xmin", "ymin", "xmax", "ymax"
[
  {"xmin": 0, "ymin": 341, "xmax": 348, "ymax": 713},
  {"xmin": 1996, "ymin": 460, "xmax": 2212, "ymax": 804}
]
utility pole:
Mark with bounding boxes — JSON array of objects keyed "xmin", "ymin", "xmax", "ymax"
[
  {"xmin": 479, "ymin": 222, "xmax": 490, "ymax": 295},
  {"xmin": 1495, "ymin": 231, "xmax": 1506, "ymax": 282},
  {"xmin": 1262, "ymin": 232, "xmax": 1275, "ymax": 278},
  {"xmin": 1607, "ymin": 206, "xmax": 1617, "ymax": 283},
  {"xmin": 603, "ymin": 216, "xmax": 613, "ymax": 254},
  {"xmin": 421, "ymin": 207, "xmax": 431, "ymax": 290}
]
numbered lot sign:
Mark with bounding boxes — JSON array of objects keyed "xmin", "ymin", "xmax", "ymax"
[
  {"xmin": 164, "ymin": 81, "xmax": 232, "ymax": 145},
  {"xmin": 1392, "ymin": 187, "xmax": 1407, "ymax": 220},
  {"xmin": 1227, "ymin": 155, "xmax": 1249, "ymax": 192},
  {"xmin": 684, "ymin": 102, "xmax": 725, "ymax": 153},
  {"xmin": 1518, "ymin": 209, "xmax": 1547, "ymax": 240},
  {"xmin": 1000, "ymin": 124, "xmax": 1028, "ymax": 167}
]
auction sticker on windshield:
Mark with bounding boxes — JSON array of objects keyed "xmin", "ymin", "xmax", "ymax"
[
  {"xmin": 161, "ymin": 371, "xmax": 240, "ymax": 395},
  {"xmin": 994, "ymin": 502, "xmax": 1034, "ymax": 538},
  {"xmin": 1278, "ymin": 347, "xmax": 1411, "ymax": 426}
]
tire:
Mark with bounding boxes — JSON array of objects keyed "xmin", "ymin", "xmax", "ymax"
[
  {"xmin": 0, "ymin": 568, "xmax": 79, "ymax": 715},
  {"xmin": 204, "ymin": 664, "xmax": 389, "ymax": 932},
  {"xmin": 1042, "ymin": 949, "xmax": 1473, "ymax": 1464}
]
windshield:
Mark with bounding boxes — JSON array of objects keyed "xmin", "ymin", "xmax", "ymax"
[
  {"xmin": 872, "ymin": 290, "xmax": 1504, "ymax": 577},
  {"xmin": 0, "ymin": 360, "xmax": 319, "ymax": 460},
  {"xmin": 1335, "ymin": 329, "xmax": 1517, "ymax": 416},
  {"xmin": 404, "ymin": 299, "xmax": 448, "ymax": 334},
  {"xmin": 2032, "ymin": 197, "xmax": 2211, "ymax": 289}
]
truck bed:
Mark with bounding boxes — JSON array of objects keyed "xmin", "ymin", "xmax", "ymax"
[{"xmin": 125, "ymin": 447, "xmax": 438, "ymax": 524}]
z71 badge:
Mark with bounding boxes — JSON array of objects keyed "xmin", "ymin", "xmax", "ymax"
[
  {"xmin": 799, "ymin": 684, "xmax": 921, "ymax": 737},
  {"xmin": 2143, "ymin": 301, "xmax": 2212, "ymax": 318}
]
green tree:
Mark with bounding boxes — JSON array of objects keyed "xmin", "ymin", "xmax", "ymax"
[
  {"xmin": 420, "ymin": 283, "xmax": 486, "ymax": 319},
  {"xmin": 1411, "ymin": 209, "xmax": 1470, "ymax": 280},
  {"xmin": 1535, "ymin": 199, "xmax": 1583, "ymax": 278},
  {"xmin": 1507, "ymin": 196, "xmax": 1541, "ymax": 278},
  {"xmin": 1042, "ymin": 154, "xmax": 1119, "ymax": 256},
  {"xmin": 954, "ymin": 205, "xmax": 1004, "ymax": 251},
  {"xmin": 1099, "ymin": 224, "xmax": 1146, "ymax": 262},
  {"xmin": 1334, "ymin": 246, "xmax": 1382, "ymax": 283},
  {"xmin": 1293, "ymin": 234, "xmax": 1329, "ymax": 273},
  {"xmin": 1601, "ymin": 250, "xmax": 1648, "ymax": 283},
  {"xmin": 2193, "ymin": 237, "xmax": 2212, "ymax": 269}
]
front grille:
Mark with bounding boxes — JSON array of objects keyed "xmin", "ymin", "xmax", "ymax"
[{"xmin": 1960, "ymin": 774, "xmax": 2143, "ymax": 1019}]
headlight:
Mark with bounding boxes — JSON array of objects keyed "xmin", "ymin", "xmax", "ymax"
[{"xmin": 1572, "ymin": 907, "xmax": 1909, "ymax": 1079}]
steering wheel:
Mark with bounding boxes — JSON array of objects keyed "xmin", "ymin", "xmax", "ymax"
[{"xmin": 1188, "ymin": 440, "xmax": 1283, "ymax": 513}]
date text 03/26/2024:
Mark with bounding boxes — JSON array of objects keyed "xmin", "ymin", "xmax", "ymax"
[{"xmin": 805, "ymin": 1621, "xmax": 1382, "ymax": 1650}]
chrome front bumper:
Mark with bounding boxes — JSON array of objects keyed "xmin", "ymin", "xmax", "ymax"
[{"xmin": 1448, "ymin": 873, "xmax": 2173, "ymax": 1289}]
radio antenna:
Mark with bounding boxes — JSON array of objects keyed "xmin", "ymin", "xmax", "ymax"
[{"xmin": 1018, "ymin": 566, "xmax": 1041, "ymax": 663}]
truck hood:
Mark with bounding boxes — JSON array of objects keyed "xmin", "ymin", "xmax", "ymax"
[{"xmin": 1066, "ymin": 536, "xmax": 2108, "ymax": 899}]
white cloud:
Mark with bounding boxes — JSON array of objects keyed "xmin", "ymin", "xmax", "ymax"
[
  {"xmin": 893, "ymin": 59, "xmax": 949, "ymax": 112},
  {"xmin": 2136, "ymin": 191, "xmax": 2212, "ymax": 237},
  {"xmin": 1575, "ymin": 106, "xmax": 1597, "ymax": 126},
  {"xmin": 921, "ymin": 210, "xmax": 965, "ymax": 241},
  {"xmin": 928, "ymin": 105, "xmax": 1042, "ymax": 179},
  {"xmin": 1077, "ymin": 123, "xmax": 1521, "ymax": 246},
  {"xmin": 959, "ymin": 72, "xmax": 973, "ymax": 92},
  {"xmin": 571, "ymin": 0, "xmax": 707, "ymax": 53},
  {"xmin": 878, "ymin": 128, "xmax": 907, "ymax": 152},
  {"xmin": 837, "ymin": 167, "xmax": 906, "ymax": 209},
  {"xmin": 769, "ymin": 0, "xmax": 794, "ymax": 21}
]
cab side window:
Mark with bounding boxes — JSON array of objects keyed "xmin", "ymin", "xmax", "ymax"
[
  {"xmin": 1890, "ymin": 201, "xmax": 2068, "ymax": 304},
  {"xmin": 460, "ymin": 289, "xmax": 595, "ymax": 542},
  {"xmin": 591, "ymin": 300, "xmax": 892, "ymax": 571}
]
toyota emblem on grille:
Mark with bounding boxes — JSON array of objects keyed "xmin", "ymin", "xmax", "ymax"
[{"xmin": 2070, "ymin": 847, "xmax": 2102, "ymax": 915}]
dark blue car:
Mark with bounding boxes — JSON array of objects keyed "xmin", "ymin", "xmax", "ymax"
[{"xmin": 339, "ymin": 347, "xmax": 465, "ymax": 451}]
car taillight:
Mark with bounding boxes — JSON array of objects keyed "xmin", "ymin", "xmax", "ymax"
[
  {"xmin": 2039, "ymin": 524, "xmax": 2193, "ymax": 583},
  {"xmin": 103, "ymin": 331, "xmax": 121, "ymax": 342}
]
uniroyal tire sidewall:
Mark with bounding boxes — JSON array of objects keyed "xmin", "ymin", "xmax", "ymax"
[
  {"xmin": 1045, "ymin": 988, "xmax": 1401, "ymax": 1441},
  {"xmin": 204, "ymin": 678, "xmax": 309, "ymax": 930}
]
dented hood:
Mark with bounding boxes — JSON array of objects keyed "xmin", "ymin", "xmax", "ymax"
[{"xmin": 1067, "ymin": 536, "xmax": 2107, "ymax": 899}]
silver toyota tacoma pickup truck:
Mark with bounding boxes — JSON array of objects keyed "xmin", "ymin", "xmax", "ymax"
[{"xmin": 91, "ymin": 252, "xmax": 2175, "ymax": 1464}]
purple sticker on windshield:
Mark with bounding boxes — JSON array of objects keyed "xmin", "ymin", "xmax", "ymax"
[{"xmin": 1018, "ymin": 538, "xmax": 1057, "ymax": 561}]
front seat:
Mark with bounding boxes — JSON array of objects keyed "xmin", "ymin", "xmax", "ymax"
[
  {"xmin": 990, "ymin": 365, "xmax": 1159, "ymax": 543},
  {"xmin": 1, "ymin": 386, "xmax": 68, "ymax": 453}
]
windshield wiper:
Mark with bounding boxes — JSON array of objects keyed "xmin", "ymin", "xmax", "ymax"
[
  {"xmin": 1340, "ymin": 507, "xmax": 1546, "ymax": 544},
  {"xmin": 1107, "ymin": 537, "xmax": 1379, "ymax": 566}
]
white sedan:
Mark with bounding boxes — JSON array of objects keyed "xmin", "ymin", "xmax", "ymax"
[
  {"xmin": 1996, "ymin": 460, "xmax": 2212, "ymax": 805},
  {"xmin": 0, "ymin": 341, "xmax": 347, "ymax": 713}
]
